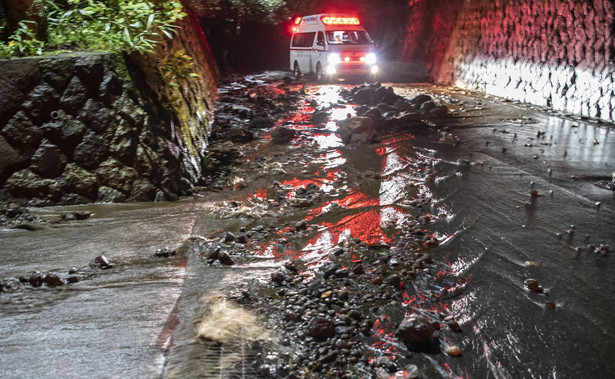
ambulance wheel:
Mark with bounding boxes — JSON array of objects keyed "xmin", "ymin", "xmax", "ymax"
[
  {"xmin": 293, "ymin": 62, "xmax": 301, "ymax": 78},
  {"xmin": 315, "ymin": 63, "xmax": 324, "ymax": 82}
]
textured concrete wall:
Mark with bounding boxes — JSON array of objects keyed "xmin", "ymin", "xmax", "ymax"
[{"xmin": 402, "ymin": 0, "xmax": 615, "ymax": 122}]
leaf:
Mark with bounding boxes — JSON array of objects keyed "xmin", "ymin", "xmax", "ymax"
[{"xmin": 147, "ymin": 14, "xmax": 155, "ymax": 29}]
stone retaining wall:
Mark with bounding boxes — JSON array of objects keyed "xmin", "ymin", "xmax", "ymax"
[
  {"xmin": 0, "ymin": 10, "xmax": 218, "ymax": 206},
  {"xmin": 402, "ymin": 0, "xmax": 615, "ymax": 122}
]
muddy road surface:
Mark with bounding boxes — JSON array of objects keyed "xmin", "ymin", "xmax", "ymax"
[{"xmin": 1, "ymin": 72, "xmax": 613, "ymax": 378}]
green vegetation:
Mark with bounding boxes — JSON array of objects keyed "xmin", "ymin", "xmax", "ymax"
[{"xmin": 0, "ymin": 0, "xmax": 187, "ymax": 58}]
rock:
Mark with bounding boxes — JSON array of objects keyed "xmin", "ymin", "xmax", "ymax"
[
  {"xmin": 334, "ymin": 269, "xmax": 349, "ymax": 278},
  {"xmin": 385, "ymin": 274, "xmax": 402, "ymax": 288},
  {"xmin": 78, "ymin": 99, "xmax": 111, "ymax": 133},
  {"xmin": 447, "ymin": 319, "xmax": 462, "ymax": 332},
  {"xmin": 322, "ymin": 263, "xmax": 338, "ymax": 278},
  {"xmin": 336, "ymin": 116, "xmax": 376, "ymax": 144},
  {"xmin": 93, "ymin": 254, "xmax": 114, "ymax": 269},
  {"xmin": 22, "ymin": 83, "xmax": 61, "ymax": 124},
  {"xmin": 529, "ymin": 189, "xmax": 538, "ymax": 197},
  {"xmin": 99, "ymin": 71, "xmax": 123, "ymax": 106},
  {"xmin": 97, "ymin": 186, "xmax": 127, "ymax": 202},
  {"xmin": 44, "ymin": 273, "xmax": 64, "ymax": 287},
  {"xmin": 231, "ymin": 176, "xmax": 246, "ymax": 191},
  {"xmin": 28, "ymin": 271, "xmax": 45, "ymax": 287},
  {"xmin": 155, "ymin": 247, "xmax": 177, "ymax": 258},
  {"xmin": 545, "ymin": 302, "xmax": 557, "ymax": 310},
  {"xmin": 271, "ymin": 127, "xmax": 296, "ymax": 144},
  {"xmin": 226, "ymin": 128, "xmax": 254, "ymax": 143},
  {"xmin": 41, "ymin": 115, "xmax": 87, "ymax": 155},
  {"xmin": 56, "ymin": 163, "xmax": 98, "ymax": 200},
  {"xmin": 409, "ymin": 94, "xmax": 432, "ymax": 106},
  {"xmin": 2, "ymin": 111, "xmax": 44, "ymax": 157},
  {"xmin": 30, "ymin": 139, "xmax": 67, "ymax": 178},
  {"xmin": 445, "ymin": 345, "xmax": 461, "ymax": 356},
  {"xmin": 221, "ymin": 232, "xmax": 237, "ymax": 242},
  {"xmin": 39, "ymin": 57, "xmax": 73, "ymax": 93},
  {"xmin": 5, "ymin": 169, "xmax": 55, "ymax": 198},
  {"xmin": 60, "ymin": 75, "xmax": 88, "ymax": 114},
  {"xmin": 249, "ymin": 116, "xmax": 275, "ymax": 129},
  {"xmin": 306, "ymin": 316, "xmax": 335, "ymax": 338},
  {"xmin": 127, "ymin": 179, "xmax": 157, "ymax": 202},
  {"xmin": 312, "ymin": 111, "xmax": 329, "ymax": 124},
  {"xmin": 428, "ymin": 105, "xmax": 449, "ymax": 117},
  {"xmin": 0, "ymin": 60, "xmax": 39, "ymax": 125},
  {"xmin": 0, "ymin": 135, "xmax": 27, "ymax": 179},
  {"xmin": 218, "ymin": 251, "xmax": 234, "ymax": 265},
  {"xmin": 419, "ymin": 101, "xmax": 437, "ymax": 115},
  {"xmin": 524, "ymin": 278, "xmax": 542, "ymax": 293},
  {"xmin": 395, "ymin": 314, "xmax": 438, "ymax": 353},
  {"xmin": 284, "ymin": 261, "xmax": 298, "ymax": 273},
  {"xmin": 271, "ymin": 271, "xmax": 288, "ymax": 284},
  {"xmin": 393, "ymin": 99, "xmax": 414, "ymax": 111},
  {"xmin": 294, "ymin": 220, "xmax": 307, "ymax": 231}
]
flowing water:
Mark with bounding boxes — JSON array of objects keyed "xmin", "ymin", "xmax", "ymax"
[{"xmin": 1, "ymin": 77, "xmax": 613, "ymax": 378}]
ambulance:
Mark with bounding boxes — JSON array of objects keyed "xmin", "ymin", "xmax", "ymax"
[{"xmin": 290, "ymin": 14, "xmax": 378, "ymax": 81}]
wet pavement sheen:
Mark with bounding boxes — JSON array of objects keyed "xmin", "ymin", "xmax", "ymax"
[{"xmin": 1, "ymin": 74, "xmax": 614, "ymax": 378}]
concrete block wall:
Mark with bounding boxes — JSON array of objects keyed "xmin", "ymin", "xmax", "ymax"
[{"xmin": 402, "ymin": 0, "xmax": 615, "ymax": 122}]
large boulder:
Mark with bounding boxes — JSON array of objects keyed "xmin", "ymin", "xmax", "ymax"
[
  {"xmin": 336, "ymin": 116, "xmax": 376, "ymax": 143},
  {"xmin": 395, "ymin": 314, "xmax": 439, "ymax": 353}
]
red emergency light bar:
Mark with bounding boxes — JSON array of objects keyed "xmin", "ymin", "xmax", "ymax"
[{"xmin": 321, "ymin": 16, "xmax": 360, "ymax": 25}]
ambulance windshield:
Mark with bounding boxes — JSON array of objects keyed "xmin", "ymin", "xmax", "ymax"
[{"xmin": 326, "ymin": 30, "xmax": 373, "ymax": 45}]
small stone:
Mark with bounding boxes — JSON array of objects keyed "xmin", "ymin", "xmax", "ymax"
[
  {"xmin": 294, "ymin": 220, "xmax": 307, "ymax": 231},
  {"xmin": 445, "ymin": 345, "xmax": 461, "ymax": 356},
  {"xmin": 271, "ymin": 271, "xmax": 286, "ymax": 283},
  {"xmin": 28, "ymin": 271, "xmax": 44, "ymax": 287},
  {"xmin": 447, "ymin": 319, "xmax": 461, "ymax": 332},
  {"xmin": 218, "ymin": 251, "xmax": 234, "ymax": 265},
  {"xmin": 524, "ymin": 278, "xmax": 541, "ymax": 293},
  {"xmin": 545, "ymin": 302, "xmax": 557, "ymax": 310},
  {"xmin": 44, "ymin": 274, "xmax": 64, "ymax": 287},
  {"xmin": 93, "ymin": 254, "xmax": 112, "ymax": 269},
  {"xmin": 155, "ymin": 247, "xmax": 177, "ymax": 258},
  {"xmin": 529, "ymin": 189, "xmax": 538, "ymax": 197},
  {"xmin": 306, "ymin": 316, "xmax": 335, "ymax": 338}
]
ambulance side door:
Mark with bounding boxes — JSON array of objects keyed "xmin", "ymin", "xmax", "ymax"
[
  {"xmin": 291, "ymin": 32, "xmax": 316, "ymax": 74},
  {"xmin": 314, "ymin": 31, "xmax": 326, "ymax": 72}
]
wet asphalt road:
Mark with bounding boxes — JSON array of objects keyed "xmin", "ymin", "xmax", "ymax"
[{"xmin": 0, "ymin": 72, "xmax": 613, "ymax": 378}]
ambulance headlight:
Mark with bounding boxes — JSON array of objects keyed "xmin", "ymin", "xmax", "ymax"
[
  {"xmin": 327, "ymin": 53, "xmax": 341, "ymax": 65},
  {"xmin": 365, "ymin": 53, "xmax": 377, "ymax": 65}
]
